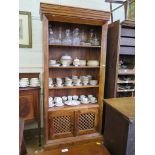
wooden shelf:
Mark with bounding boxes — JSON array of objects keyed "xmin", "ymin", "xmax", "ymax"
[
  {"xmin": 49, "ymin": 66, "xmax": 100, "ymax": 69},
  {"xmin": 48, "ymin": 103, "xmax": 99, "ymax": 111},
  {"xmin": 117, "ymin": 89, "xmax": 135, "ymax": 93},
  {"xmin": 49, "ymin": 44, "xmax": 101, "ymax": 48},
  {"xmin": 118, "ymin": 69, "xmax": 135, "ymax": 75},
  {"xmin": 49, "ymin": 85, "xmax": 99, "ymax": 89},
  {"xmin": 117, "ymin": 80, "xmax": 135, "ymax": 84}
]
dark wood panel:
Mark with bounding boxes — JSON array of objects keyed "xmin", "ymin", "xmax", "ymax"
[
  {"xmin": 19, "ymin": 73, "xmax": 40, "ymax": 79},
  {"xmin": 103, "ymin": 97, "xmax": 135, "ymax": 155},
  {"xmin": 49, "ymin": 47, "xmax": 101, "ymax": 60},
  {"xmin": 49, "ymin": 68, "xmax": 99, "ymax": 80},
  {"xmin": 48, "ymin": 88, "xmax": 99, "ymax": 98},
  {"xmin": 104, "ymin": 21, "xmax": 120, "ymax": 98}
]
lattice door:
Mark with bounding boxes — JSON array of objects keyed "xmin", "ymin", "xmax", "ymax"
[
  {"xmin": 48, "ymin": 111, "xmax": 74, "ymax": 139},
  {"xmin": 76, "ymin": 108, "xmax": 98, "ymax": 135}
]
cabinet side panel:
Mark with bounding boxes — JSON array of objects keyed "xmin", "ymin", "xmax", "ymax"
[
  {"xmin": 104, "ymin": 104, "xmax": 129, "ymax": 155},
  {"xmin": 43, "ymin": 15, "xmax": 49, "ymax": 143},
  {"xmin": 104, "ymin": 21, "xmax": 120, "ymax": 98}
]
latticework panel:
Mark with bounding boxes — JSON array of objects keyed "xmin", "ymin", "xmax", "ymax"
[
  {"xmin": 78, "ymin": 113, "xmax": 95, "ymax": 130},
  {"xmin": 49, "ymin": 115, "xmax": 72, "ymax": 134}
]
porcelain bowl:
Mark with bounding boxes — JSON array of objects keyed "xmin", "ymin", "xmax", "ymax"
[
  {"xmin": 60, "ymin": 59, "xmax": 72, "ymax": 66},
  {"xmin": 89, "ymin": 80, "xmax": 98, "ymax": 85},
  {"xmin": 79, "ymin": 60, "xmax": 86, "ymax": 66},
  {"xmin": 87, "ymin": 60, "xmax": 99, "ymax": 66}
]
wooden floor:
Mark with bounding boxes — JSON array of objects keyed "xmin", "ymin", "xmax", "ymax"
[{"xmin": 29, "ymin": 142, "xmax": 110, "ymax": 155}]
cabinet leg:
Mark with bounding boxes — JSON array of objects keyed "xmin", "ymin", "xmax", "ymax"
[{"xmin": 38, "ymin": 119, "xmax": 41, "ymax": 147}]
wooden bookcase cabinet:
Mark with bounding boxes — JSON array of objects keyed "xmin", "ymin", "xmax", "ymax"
[
  {"xmin": 40, "ymin": 3, "xmax": 110, "ymax": 149},
  {"xmin": 105, "ymin": 20, "xmax": 135, "ymax": 98}
]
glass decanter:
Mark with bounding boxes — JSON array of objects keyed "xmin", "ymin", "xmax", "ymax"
[
  {"xmin": 72, "ymin": 28, "xmax": 81, "ymax": 45},
  {"xmin": 55, "ymin": 27, "xmax": 62, "ymax": 44},
  {"xmin": 93, "ymin": 34, "xmax": 100, "ymax": 46},
  {"xmin": 80, "ymin": 29, "xmax": 87, "ymax": 45},
  {"xmin": 48, "ymin": 27, "xmax": 55, "ymax": 44},
  {"xmin": 88, "ymin": 29, "xmax": 94, "ymax": 45},
  {"xmin": 62, "ymin": 29, "xmax": 72, "ymax": 45}
]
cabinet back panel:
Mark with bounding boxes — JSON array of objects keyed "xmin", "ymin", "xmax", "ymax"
[
  {"xmin": 49, "ymin": 88, "xmax": 99, "ymax": 97},
  {"xmin": 49, "ymin": 68, "xmax": 99, "ymax": 80},
  {"xmin": 49, "ymin": 47, "xmax": 100, "ymax": 60}
]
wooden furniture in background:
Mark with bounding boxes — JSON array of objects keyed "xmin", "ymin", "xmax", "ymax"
[
  {"xmin": 103, "ymin": 97, "xmax": 135, "ymax": 155},
  {"xmin": 19, "ymin": 73, "xmax": 41, "ymax": 146},
  {"xmin": 40, "ymin": 3, "xmax": 110, "ymax": 149},
  {"xmin": 19, "ymin": 119, "xmax": 27, "ymax": 155},
  {"xmin": 104, "ymin": 20, "xmax": 135, "ymax": 98}
]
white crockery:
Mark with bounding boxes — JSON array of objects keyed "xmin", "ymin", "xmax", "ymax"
[
  {"xmin": 68, "ymin": 96, "xmax": 72, "ymax": 101},
  {"xmin": 73, "ymin": 95, "xmax": 78, "ymax": 100},
  {"xmin": 87, "ymin": 60, "xmax": 99, "ymax": 66},
  {"xmin": 79, "ymin": 60, "xmax": 86, "ymax": 66},
  {"xmin": 89, "ymin": 80, "xmax": 98, "ymax": 85},
  {"xmin": 49, "ymin": 60, "xmax": 56, "ymax": 65},
  {"xmin": 73, "ymin": 58, "xmax": 80, "ymax": 66}
]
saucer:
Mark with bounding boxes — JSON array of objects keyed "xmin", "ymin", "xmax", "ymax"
[
  {"xmin": 65, "ymin": 100, "xmax": 80, "ymax": 106},
  {"xmin": 74, "ymin": 83, "xmax": 82, "ymax": 86},
  {"xmin": 81, "ymin": 100, "xmax": 89, "ymax": 104},
  {"xmin": 90, "ymin": 100, "xmax": 97, "ymax": 104},
  {"xmin": 49, "ymin": 64, "xmax": 61, "ymax": 67},
  {"xmin": 55, "ymin": 103, "xmax": 64, "ymax": 107},
  {"xmin": 49, "ymin": 103, "xmax": 55, "ymax": 107},
  {"xmin": 55, "ymin": 84, "xmax": 63, "ymax": 87},
  {"xmin": 20, "ymin": 85, "xmax": 29, "ymax": 88},
  {"xmin": 65, "ymin": 84, "xmax": 73, "ymax": 86},
  {"xmin": 29, "ymin": 85, "xmax": 39, "ymax": 87}
]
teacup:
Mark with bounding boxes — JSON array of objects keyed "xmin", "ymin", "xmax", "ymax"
[
  {"xmin": 62, "ymin": 96, "xmax": 67, "ymax": 101},
  {"xmin": 73, "ymin": 95, "xmax": 78, "ymax": 100},
  {"xmin": 49, "ymin": 60, "xmax": 56, "ymax": 65},
  {"xmin": 49, "ymin": 101, "xmax": 55, "ymax": 107},
  {"xmin": 88, "ymin": 95, "xmax": 93, "ymax": 99},
  {"xmin": 49, "ymin": 97, "xmax": 53, "ymax": 102},
  {"xmin": 54, "ymin": 97, "xmax": 62, "ymax": 103},
  {"xmin": 81, "ymin": 97, "xmax": 89, "ymax": 103},
  {"xmin": 68, "ymin": 96, "xmax": 72, "ymax": 101},
  {"xmin": 80, "ymin": 95, "xmax": 85, "ymax": 100},
  {"xmin": 90, "ymin": 97, "xmax": 96, "ymax": 102},
  {"xmin": 86, "ymin": 75, "xmax": 92, "ymax": 81}
]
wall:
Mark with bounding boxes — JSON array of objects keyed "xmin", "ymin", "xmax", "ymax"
[{"xmin": 19, "ymin": 0, "xmax": 125, "ymax": 129}]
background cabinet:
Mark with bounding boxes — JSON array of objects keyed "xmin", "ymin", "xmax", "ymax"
[
  {"xmin": 103, "ymin": 97, "xmax": 135, "ymax": 155},
  {"xmin": 105, "ymin": 20, "xmax": 135, "ymax": 98},
  {"xmin": 40, "ymin": 3, "xmax": 110, "ymax": 149},
  {"xmin": 19, "ymin": 73, "xmax": 41, "ymax": 146}
]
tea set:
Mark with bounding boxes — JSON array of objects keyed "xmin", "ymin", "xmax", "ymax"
[
  {"xmin": 48, "ymin": 95, "xmax": 97, "ymax": 107},
  {"xmin": 48, "ymin": 75, "xmax": 98, "ymax": 88},
  {"xmin": 19, "ymin": 77, "xmax": 40, "ymax": 87},
  {"xmin": 49, "ymin": 55, "xmax": 99, "ymax": 67}
]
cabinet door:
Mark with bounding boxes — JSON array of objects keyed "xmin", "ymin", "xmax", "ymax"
[
  {"xmin": 19, "ymin": 93, "xmax": 35, "ymax": 120},
  {"xmin": 75, "ymin": 108, "xmax": 98, "ymax": 136},
  {"xmin": 48, "ymin": 111, "xmax": 74, "ymax": 140}
]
